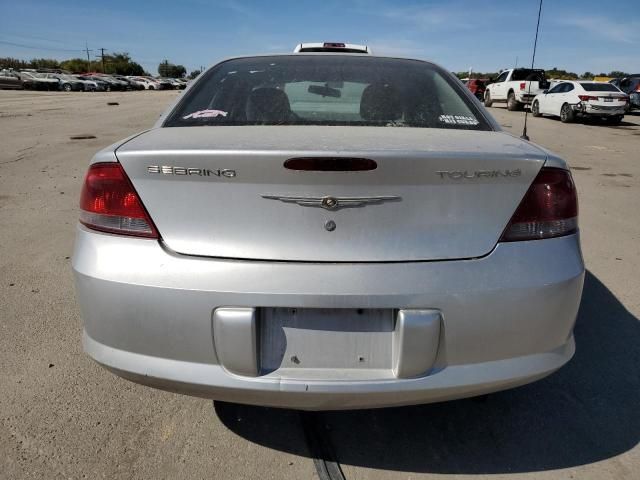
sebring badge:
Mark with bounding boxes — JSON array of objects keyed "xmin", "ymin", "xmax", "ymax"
[
  {"xmin": 147, "ymin": 165, "xmax": 236, "ymax": 178},
  {"xmin": 261, "ymin": 195, "xmax": 401, "ymax": 210}
]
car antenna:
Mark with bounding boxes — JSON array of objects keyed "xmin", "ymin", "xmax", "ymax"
[{"xmin": 521, "ymin": 0, "xmax": 543, "ymax": 141}]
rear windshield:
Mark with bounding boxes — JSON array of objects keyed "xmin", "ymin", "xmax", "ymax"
[
  {"xmin": 164, "ymin": 55, "xmax": 491, "ymax": 130},
  {"xmin": 580, "ymin": 83, "xmax": 619, "ymax": 92},
  {"xmin": 511, "ymin": 69, "xmax": 546, "ymax": 81}
]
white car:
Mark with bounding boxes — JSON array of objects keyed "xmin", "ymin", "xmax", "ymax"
[
  {"xmin": 128, "ymin": 76, "xmax": 158, "ymax": 90},
  {"xmin": 532, "ymin": 81, "xmax": 628, "ymax": 124}
]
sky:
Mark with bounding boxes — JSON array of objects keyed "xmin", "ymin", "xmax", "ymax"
[{"xmin": 1, "ymin": 0, "xmax": 638, "ymax": 75}]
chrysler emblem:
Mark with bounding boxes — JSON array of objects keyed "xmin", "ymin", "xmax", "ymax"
[{"xmin": 261, "ymin": 194, "xmax": 401, "ymax": 210}]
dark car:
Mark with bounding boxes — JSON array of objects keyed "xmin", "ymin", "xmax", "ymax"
[
  {"xmin": 0, "ymin": 69, "xmax": 23, "ymax": 89},
  {"xmin": 465, "ymin": 78, "xmax": 487, "ymax": 101},
  {"xmin": 80, "ymin": 75, "xmax": 121, "ymax": 91},
  {"xmin": 19, "ymin": 71, "xmax": 59, "ymax": 90},
  {"xmin": 44, "ymin": 73, "xmax": 84, "ymax": 92},
  {"xmin": 113, "ymin": 76, "xmax": 144, "ymax": 90},
  {"xmin": 610, "ymin": 76, "xmax": 640, "ymax": 110}
]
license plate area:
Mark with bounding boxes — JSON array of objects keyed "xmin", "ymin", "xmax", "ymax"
[{"xmin": 259, "ymin": 308, "xmax": 394, "ymax": 377}]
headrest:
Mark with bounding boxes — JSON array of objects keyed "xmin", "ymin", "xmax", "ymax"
[
  {"xmin": 360, "ymin": 83, "xmax": 402, "ymax": 121},
  {"xmin": 246, "ymin": 87, "xmax": 292, "ymax": 123}
]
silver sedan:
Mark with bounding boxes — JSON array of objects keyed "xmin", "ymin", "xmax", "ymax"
[{"xmin": 73, "ymin": 51, "xmax": 584, "ymax": 410}]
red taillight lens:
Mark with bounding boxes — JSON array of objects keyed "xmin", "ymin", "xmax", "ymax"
[
  {"xmin": 79, "ymin": 162, "xmax": 158, "ymax": 238},
  {"xmin": 519, "ymin": 82, "xmax": 526, "ymax": 90},
  {"xmin": 578, "ymin": 95, "xmax": 598, "ymax": 101},
  {"xmin": 500, "ymin": 167, "xmax": 578, "ymax": 242}
]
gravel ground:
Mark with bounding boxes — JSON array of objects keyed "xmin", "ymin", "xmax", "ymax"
[{"xmin": 0, "ymin": 90, "xmax": 638, "ymax": 480}]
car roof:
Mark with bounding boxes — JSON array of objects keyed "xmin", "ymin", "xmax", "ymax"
[{"xmin": 203, "ymin": 52, "xmax": 439, "ymax": 71}]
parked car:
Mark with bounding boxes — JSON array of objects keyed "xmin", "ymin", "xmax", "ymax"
[
  {"xmin": 609, "ymin": 76, "xmax": 640, "ymax": 111},
  {"xmin": 484, "ymin": 68, "xmax": 550, "ymax": 110},
  {"xmin": 73, "ymin": 75, "xmax": 107, "ymax": 92},
  {"xmin": 97, "ymin": 75, "xmax": 129, "ymax": 90},
  {"xmin": 19, "ymin": 71, "xmax": 59, "ymax": 90},
  {"xmin": 43, "ymin": 73, "xmax": 84, "ymax": 92},
  {"xmin": 113, "ymin": 76, "xmax": 144, "ymax": 90},
  {"xmin": 162, "ymin": 77, "xmax": 186, "ymax": 89},
  {"xmin": 80, "ymin": 75, "xmax": 121, "ymax": 91},
  {"xmin": 532, "ymin": 81, "xmax": 628, "ymax": 124},
  {"xmin": 152, "ymin": 77, "xmax": 173, "ymax": 90},
  {"xmin": 127, "ymin": 76, "xmax": 160, "ymax": 90},
  {"xmin": 0, "ymin": 69, "xmax": 23, "ymax": 89},
  {"xmin": 74, "ymin": 47, "xmax": 584, "ymax": 410},
  {"xmin": 465, "ymin": 78, "xmax": 487, "ymax": 101}
]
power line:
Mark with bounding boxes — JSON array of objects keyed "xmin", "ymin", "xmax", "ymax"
[{"xmin": 0, "ymin": 39, "xmax": 82, "ymax": 53}]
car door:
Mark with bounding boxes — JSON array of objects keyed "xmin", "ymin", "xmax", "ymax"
[
  {"xmin": 491, "ymin": 71, "xmax": 509, "ymax": 99},
  {"xmin": 539, "ymin": 82, "xmax": 563, "ymax": 114},
  {"xmin": 562, "ymin": 83, "xmax": 577, "ymax": 108},
  {"xmin": 548, "ymin": 82, "xmax": 572, "ymax": 115}
]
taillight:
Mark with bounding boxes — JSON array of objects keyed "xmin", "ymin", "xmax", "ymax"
[
  {"xmin": 500, "ymin": 167, "xmax": 578, "ymax": 242},
  {"xmin": 79, "ymin": 162, "xmax": 158, "ymax": 238},
  {"xmin": 519, "ymin": 82, "xmax": 526, "ymax": 90},
  {"xmin": 578, "ymin": 95, "xmax": 598, "ymax": 101}
]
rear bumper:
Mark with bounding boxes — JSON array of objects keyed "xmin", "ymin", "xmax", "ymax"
[
  {"xmin": 574, "ymin": 103, "xmax": 626, "ymax": 116},
  {"xmin": 73, "ymin": 226, "xmax": 584, "ymax": 410},
  {"xmin": 516, "ymin": 93, "xmax": 537, "ymax": 104}
]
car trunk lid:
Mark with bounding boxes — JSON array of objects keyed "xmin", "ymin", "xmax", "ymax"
[{"xmin": 115, "ymin": 126, "xmax": 547, "ymax": 262}]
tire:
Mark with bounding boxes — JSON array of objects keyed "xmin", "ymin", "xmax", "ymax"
[
  {"xmin": 606, "ymin": 115, "xmax": 623, "ymax": 125},
  {"xmin": 149, "ymin": 85, "xmax": 155, "ymax": 90},
  {"xmin": 560, "ymin": 103, "xmax": 574, "ymax": 123},
  {"xmin": 106, "ymin": 85, "xmax": 111, "ymax": 92},
  {"xmin": 532, "ymin": 100, "xmax": 541, "ymax": 117},
  {"xmin": 484, "ymin": 91, "xmax": 493, "ymax": 107},
  {"xmin": 63, "ymin": 83, "xmax": 72, "ymax": 92},
  {"xmin": 507, "ymin": 92, "xmax": 520, "ymax": 111}
]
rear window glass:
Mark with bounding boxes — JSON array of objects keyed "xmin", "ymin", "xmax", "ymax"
[
  {"xmin": 511, "ymin": 69, "xmax": 546, "ymax": 81},
  {"xmin": 580, "ymin": 83, "xmax": 619, "ymax": 92},
  {"xmin": 164, "ymin": 55, "xmax": 491, "ymax": 130}
]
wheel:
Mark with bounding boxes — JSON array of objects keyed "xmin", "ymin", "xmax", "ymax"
[
  {"xmin": 149, "ymin": 85, "xmax": 155, "ymax": 90},
  {"xmin": 106, "ymin": 85, "xmax": 111, "ymax": 92},
  {"xmin": 532, "ymin": 100, "xmax": 541, "ymax": 117},
  {"xmin": 606, "ymin": 115, "xmax": 623, "ymax": 125},
  {"xmin": 560, "ymin": 103, "xmax": 574, "ymax": 123},
  {"xmin": 484, "ymin": 91, "xmax": 493, "ymax": 107},
  {"xmin": 507, "ymin": 92, "xmax": 520, "ymax": 111},
  {"xmin": 63, "ymin": 83, "xmax": 72, "ymax": 92}
]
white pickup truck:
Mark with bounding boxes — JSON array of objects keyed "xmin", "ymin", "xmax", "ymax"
[{"xmin": 484, "ymin": 68, "xmax": 550, "ymax": 110}]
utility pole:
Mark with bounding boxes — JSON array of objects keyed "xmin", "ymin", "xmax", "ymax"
[
  {"xmin": 84, "ymin": 42, "xmax": 93, "ymax": 73},
  {"xmin": 99, "ymin": 48, "xmax": 106, "ymax": 73}
]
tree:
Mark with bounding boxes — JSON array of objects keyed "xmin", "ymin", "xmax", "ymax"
[
  {"xmin": 29, "ymin": 58, "xmax": 60, "ymax": 69},
  {"xmin": 103, "ymin": 52, "xmax": 144, "ymax": 75},
  {"xmin": 544, "ymin": 68, "xmax": 578, "ymax": 80},
  {"xmin": 581, "ymin": 71, "xmax": 594, "ymax": 80},
  {"xmin": 60, "ymin": 58, "xmax": 94, "ymax": 73},
  {"xmin": 188, "ymin": 69, "xmax": 201, "ymax": 79},
  {"xmin": 608, "ymin": 71, "xmax": 629, "ymax": 79},
  {"xmin": 158, "ymin": 60, "xmax": 186, "ymax": 78}
]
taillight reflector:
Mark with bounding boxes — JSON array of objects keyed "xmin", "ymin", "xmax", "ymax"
[
  {"xmin": 79, "ymin": 162, "xmax": 158, "ymax": 238},
  {"xmin": 519, "ymin": 82, "xmax": 526, "ymax": 90},
  {"xmin": 500, "ymin": 167, "xmax": 578, "ymax": 242},
  {"xmin": 578, "ymin": 95, "xmax": 598, "ymax": 101}
]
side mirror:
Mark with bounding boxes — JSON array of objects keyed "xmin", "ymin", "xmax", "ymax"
[{"xmin": 543, "ymin": 89, "xmax": 549, "ymax": 94}]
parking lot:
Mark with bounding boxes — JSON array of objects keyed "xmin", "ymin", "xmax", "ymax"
[{"xmin": 0, "ymin": 90, "xmax": 638, "ymax": 479}]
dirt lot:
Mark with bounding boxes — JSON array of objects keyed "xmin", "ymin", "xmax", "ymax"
[{"xmin": 1, "ymin": 90, "xmax": 638, "ymax": 480}]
